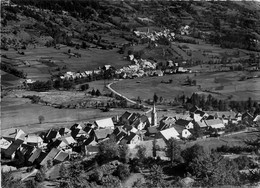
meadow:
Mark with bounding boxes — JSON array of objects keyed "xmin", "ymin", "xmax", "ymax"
[{"xmin": 111, "ymin": 71, "xmax": 260, "ymax": 102}]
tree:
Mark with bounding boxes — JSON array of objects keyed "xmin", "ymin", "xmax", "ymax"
[
  {"xmin": 153, "ymin": 93, "xmax": 158, "ymax": 103},
  {"xmin": 80, "ymin": 84, "xmax": 89, "ymax": 91},
  {"xmin": 24, "ymin": 179, "xmax": 38, "ymax": 188},
  {"xmin": 115, "ymin": 164, "xmax": 130, "ymax": 180},
  {"xmin": 91, "ymin": 89, "xmax": 96, "ymax": 96},
  {"xmin": 136, "ymin": 145, "xmax": 147, "ymax": 164},
  {"xmin": 165, "ymin": 138, "xmax": 182, "ymax": 166},
  {"xmin": 98, "ymin": 136, "xmax": 119, "ymax": 164},
  {"xmin": 152, "ymin": 139, "xmax": 159, "ymax": 158},
  {"xmin": 119, "ymin": 140, "xmax": 129, "ymax": 163},
  {"xmin": 35, "ymin": 171, "xmax": 45, "ymax": 182},
  {"xmin": 95, "ymin": 89, "xmax": 101, "ymax": 96},
  {"xmin": 38, "ymin": 115, "xmax": 45, "ymax": 124},
  {"xmin": 59, "ymin": 163, "xmax": 68, "ymax": 178}
]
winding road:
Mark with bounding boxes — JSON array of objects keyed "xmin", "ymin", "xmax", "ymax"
[{"xmin": 106, "ymin": 81, "xmax": 153, "ymax": 114}]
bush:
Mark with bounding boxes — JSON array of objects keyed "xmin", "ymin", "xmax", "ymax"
[
  {"xmin": 115, "ymin": 164, "xmax": 130, "ymax": 180},
  {"xmin": 35, "ymin": 171, "xmax": 45, "ymax": 182}
]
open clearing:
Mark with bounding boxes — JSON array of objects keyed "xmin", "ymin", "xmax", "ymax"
[{"xmin": 112, "ymin": 71, "xmax": 260, "ymax": 101}]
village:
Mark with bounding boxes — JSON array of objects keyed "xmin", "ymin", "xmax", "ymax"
[{"xmin": 1, "ymin": 102, "xmax": 260, "ymax": 175}]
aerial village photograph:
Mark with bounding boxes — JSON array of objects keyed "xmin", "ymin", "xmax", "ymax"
[{"xmin": 1, "ymin": 0, "xmax": 260, "ymax": 187}]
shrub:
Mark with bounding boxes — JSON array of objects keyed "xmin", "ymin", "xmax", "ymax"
[{"xmin": 115, "ymin": 164, "xmax": 130, "ymax": 180}]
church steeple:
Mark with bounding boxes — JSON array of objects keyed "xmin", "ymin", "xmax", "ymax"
[{"xmin": 151, "ymin": 102, "xmax": 157, "ymax": 126}]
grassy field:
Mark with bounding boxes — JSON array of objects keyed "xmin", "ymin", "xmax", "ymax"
[
  {"xmin": 0, "ymin": 70, "xmax": 23, "ymax": 87},
  {"xmin": 111, "ymin": 71, "xmax": 260, "ymax": 101},
  {"xmin": 1, "ymin": 94, "xmax": 144, "ymax": 134}
]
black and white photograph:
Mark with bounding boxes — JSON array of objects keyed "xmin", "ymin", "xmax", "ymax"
[{"xmin": 1, "ymin": 0, "xmax": 260, "ymax": 187}]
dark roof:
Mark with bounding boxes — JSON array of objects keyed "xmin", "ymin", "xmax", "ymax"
[
  {"xmin": 129, "ymin": 113, "xmax": 140, "ymax": 123},
  {"xmin": 140, "ymin": 115, "xmax": 149, "ymax": 123},
  {"xmin": 71, "ymin": 128, "xmax": 87, "ymax": 138},
  {"xmin": 121, "ymin": 132, "xmax": 138, "ymax": 144},
  {"xmin": 172, "ymin": 124, "xmax": 185, "ymax": 135},
  {"xmin": 20, "ymin": 144, "xmax": 35, "ymax": 156},
  {"xmin": 59, "ymin": 128, "xmax": 70, "ymax": 136},
  {"xmin": 54, "ymin": 151, "xmax": 69, "ymax": 162},
  {"xmin": 70, "ymin": 123, "xmax": 81, "ymax": 130},
  {"xmin": 83, "ymin": 136, "xmax": 97, "ymax": 146},
  {"xmin": 194, "ymin": 110, "xmax": 205, "ymax": 117},
  {"xmin": 123, "ymin": 124, "xmax": 133, "ymax": 132},
  {"xmin": 147, "ymin": 126, "xmax": 159, "ymax": 134},
  {"xmin": 35, "ymin": 151, "xmax": 48, "ymax": 165},
  {"xmin": 120, "ymin": 111, "xmax": 132, "ymax": 121},
  {"xmin": 4, "ymin": 139, "xmax": 24, "ymax": 157},
  {"xmin": 94, "ymin": 129, "xmax": 113, "ymax": 140},
  {"xmin": 28, "ymin": 148, "xmax": 42, "ymax": 163},
  {"xmin": 84, "ymin": 126, "xmax": 93, "ymax": 134},
  {"xmin": 46, "ymin": 129, "xmax": 59, "ymax": 141},
  {"xmin": 48, "ymin": 140, "xmax": 63, "ymax": 149},
  {"xmin": 132, "ymin": 119, "xmax": 141, "ymax": 127},
  {"xmin": 175, "ymin": 119, "xmax": 191, "ymax": 127},
  {"xmin": 115, "ymin": 131, "xmax": 127, "ymax": 142},
  {"xmin": 113, "ymin": 126, "xmax": 124, "ymax": 136},
  {"xmin": 189, "ymin": 106, "xmax": 200, "ymax": 113},
  {"xmin": 242, "ymin": 112, "xmax": 254, "ymax": 119},
  {"xmin": 40, "ymin": 148, "xmax": 60, "ymax": 166}
]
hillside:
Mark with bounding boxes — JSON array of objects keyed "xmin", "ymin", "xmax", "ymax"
[{"xmin": 1, "ymin": 0, "xmax": 260, "ymax": 88}]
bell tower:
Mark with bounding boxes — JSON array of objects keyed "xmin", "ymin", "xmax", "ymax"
[{"xmin": 151, "ymin": 103, "xmax": 157, "ymax": 126}]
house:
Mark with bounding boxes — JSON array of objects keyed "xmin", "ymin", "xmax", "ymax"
[
  {"xmin": 121, "ymin": 132, "xmax": 141, "ymax": 145},
  {"xmin": 158, "ymin": 116, "xmax": 176, "ymax": 131},
  {"xmin": 20, "ymin": 144, "xmax": 36, "ymax": 161},
  {"xmin": 95, "ymin": 118, "xmax": 115, "ymax": 129},
  {"xmin": 94, "ymin": 129, "xmax": 114, "ymax": 142},
  {"xmin": 242, "ymin": 112, "xmax": 254, "ymax": 122},
  {"xmin": 2, "ymin": 128, "xmax": 26, "ymax": 142},
  {"xmin": 83, "ymin": 136, "xmax": 98, "ymax": 146},
  {"xmin": 3, "ymin": 139, "xmax": 24, "ymax": 159},
  {"xmin": 157, "ymin": 127, "xmax": 180, "ymax": 141},
  {"xmin": 53, "ymin": 151, "xmax": 70, "ymax": 164},
  {"xmin": 0, "ymin": 138, "xmax": 11, "ymax": 150},
  {"xmin": 70, "ymin": 123, "xmax": 83, "ymax": 130},
  {"xmin": 59, "ymin": 127, "xmax": 71, "ymax": 136},
  {"xmin": 40, "ymin": 148, "xmax": 61, "ymax": 166},
  {"xmin": 128, "ymin": 113, "xmax": 140, "ymax": 124},
  {"xmin": 45, "ymin": 129, "xmax": 61, "ymax": 142},
  {"xmin": 84, "ymin": 145, "xmax": 99, "ymax": 155},
  {"xmin": 132, "ymin": 115, "xmax": 150, "ymax": 130},
  {"xmin": 28, "ymin": 148, "xmax": 42, "ymax": 164},
  {"xmin": 172, "ymin": 125, "xmax": 192, "ymax": 139},
  {"xmin": 146, "ymin": 126, "xmax": 159, "ymax": 136},
  {"xmin": 71, "ymin": 128, "xmax": 88, "ymax": 139},
  {"xmin": 175, "ymin": 119, "xmax": 194, "ymax": 129},
  {"xmin": 196, "ymin": 120, "xmax": 208, "ymax": 128},
  {"xmin": 192, "ymin": 110, "xmax": 208, "ymax": 122},
  {"xmin": 24, "ymin": 134, "xmax": 44, "ymax": 147},
  {"xmin": 48, "ymin": 139, "xmax": 72, "ymax": 152},
  {"xmin": 205, "ymin": 119, "xmax": 225, "ymax": 130},
  {"xmin": 60, "ymin": 136, "xmax": 77, "ymax": 146}
]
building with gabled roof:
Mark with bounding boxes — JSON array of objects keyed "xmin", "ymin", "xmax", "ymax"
[
  {"xmin": 205, "ymin": 119, "xmax": 225, "ymax": 129},
  {"xmin": 253, "ymin": 115, "xmax": 260, "ymax": 122},
  {"xmin": 172, "ymin": 125, "xmax": 191, "ymax": 139},
  {"xmin": 60, "ymin": 136, "xmax": 77, "ymax": 146},
  {"xmin": 3, "ymin": 139, "xmax": 24, "ymax": 159},
  {"xmin": 0, "ymin": 138, "xmax": 11, "ymax": 150},
  {"xmin": 2, "ymin": 128, "xmax": 26, "ymax": 142},
  {"xmin": 24, "ymin": 134, "xmax": 44, "ymax": 147},
  {"xmin": 59, "ymin": 127, "xmax": 71, "ymax": 136},
  {"xmin": 28, "ymin": 148, "xmax": 42, "ymax": 164},
  {"xmin": 53, "ymin": 151, "xmax": 69, "ymax": 164},
  {"xmin": 71, "ymin": 128, "xmax": 88, "ymax": 139},
  {"xmin": 45, "ymin": 129, "xmax": 61, "ymax": 142},
  {"xmin": 40, "ymin": 148, "xmax": 60, "ymax": 166},
  {"xmin": 157, "ymin": 127, "xmax": 180, "ymax": 141},
  {"xmin": 175, "ymin": 119, "xmax": 193, "ymax": 129},
  {"xmin": 70, "ymin": 123, "xmax": 83, "ymax": 130},
  {"xmin": 95, "ymin": 118, "xmax": 115, "ymax": 129},
  {"xmin": 121, "ymin": 132, "xmax": 141, "ymax": 145},
  {"xmin": 119, "ymin": 111, "xmax": 132, "ymax": 122},
  {"xmin": 94, "ymin": 129, "xmax": 114, "ymax": 141}
]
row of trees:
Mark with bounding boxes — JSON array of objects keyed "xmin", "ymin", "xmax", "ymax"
[{"xmin": 1, "ymin": 64, "xmax": 27, "ymax": 79}]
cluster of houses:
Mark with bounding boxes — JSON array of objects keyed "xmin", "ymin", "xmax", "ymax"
[
  {"xmin": 133, "ymin": 28, "xmax": 175, "ymax": 42},
  {"xmin": 2, "ymin": 105, "xmax": 259, "ymax": 170}
]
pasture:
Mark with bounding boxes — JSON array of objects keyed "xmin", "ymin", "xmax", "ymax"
[
  {"xmin": 111, "ymin": 71, "xmax": 260, "ymax": 101},
  {"xmin": 1, "ymin": 45, "xmax": 130, "ymax": 82}
]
